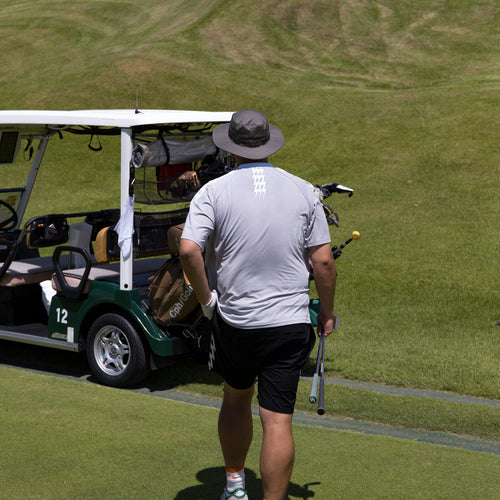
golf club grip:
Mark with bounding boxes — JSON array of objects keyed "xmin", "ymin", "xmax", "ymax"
[
  {"xmin": 309, "ymin": 373, "xmax": 319, "ymax": 403},
  {"xmin": 317, "ymin": 375, "xmax": 325, "ymax": 415}
]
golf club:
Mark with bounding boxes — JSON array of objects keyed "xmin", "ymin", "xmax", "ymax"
[
  {"xmin": 332, "ymin": 230, "xmax": 360, "ymax": 259},
  {"xmin": 317, "ymin": 332, "xmax": 326, "ymax": 415},
  {"xmin": 312, "ymin": 316, "xmax": 339, "ymax": 415},
  {"xmin": 309, "ymin": 332, "xmax": 322, "ymax": 403}
]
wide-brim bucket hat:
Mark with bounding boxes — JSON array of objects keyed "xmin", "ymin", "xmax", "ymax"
[{"xmin": 212, "ymin": 109, "xmax": 284, "ymax": 160}]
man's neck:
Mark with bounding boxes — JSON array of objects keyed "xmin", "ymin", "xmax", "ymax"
[{"xmin": 236, "ymin": 156, "xmax": 269, "ymax": 166}]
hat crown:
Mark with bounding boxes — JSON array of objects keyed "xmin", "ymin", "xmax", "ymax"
[
  {"xmin": 212, "ymin": 109, "xmax": 284, "ymax": 159},
  {"xmin": 228, "ymin": 110, "xmax": 270, "ymax": 148}
]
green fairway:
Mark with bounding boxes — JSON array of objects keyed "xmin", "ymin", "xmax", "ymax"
[
  {"xmin": 0, "ymin": 1, "xmax": 499, "ymax": 497},
  {"xmin": 1, "ymin": 0, "xmax": 498, "ymax": 398},
  {"xmin": 0, "ymin": 367, "xmax": 499, "ymax": 500}
]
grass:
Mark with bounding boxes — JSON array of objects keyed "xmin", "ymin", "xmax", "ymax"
[
  {"xmin": 13, "ymin": 85, "xmax": 497, "ymax": 398},
  {"xmin": 0, "ymin": 1, "xmax": 499, "ymax": 494},
  {"xmin": 146, "ymin": 359, "xmax": 500, "ymax": 442},
  {"xmin": 1, "ymin": 366, "xmax": 499, "ymax": 500},
  {"xmin": 3, "ymin": 339, "xmax": 498, "ymax": 443},
  {"xmin": 150, "ymin": 362, "xmax": 500, "ymax": 441}
]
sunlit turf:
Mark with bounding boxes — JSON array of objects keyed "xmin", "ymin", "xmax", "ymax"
[
  {"xmin": 0, "ymin": 0, "xmax": 498, "ymax": 425},
  {"xmin": 1, "ymin": 367, "xmax": 499, "ymax": 500}
]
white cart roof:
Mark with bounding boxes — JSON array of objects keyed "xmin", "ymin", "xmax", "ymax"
[{"xmin": 0, "ymin": 109, "xmax": 233, "ymax": 132}]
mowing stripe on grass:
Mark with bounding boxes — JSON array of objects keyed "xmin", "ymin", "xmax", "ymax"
[
  {"xmin": 292, "ymin": 411, "xmax": 500, "ymax": 457},
  {"xmin": 301, "ymin": 376, "xmax": 500, "ymax": 408},
  {"xmin": 131, "ymin": 386, "xmax": 500, "ymax": 457},
  {"xmin": 4, "ymin": 362, "xmax": 499, "ymax": 455}
]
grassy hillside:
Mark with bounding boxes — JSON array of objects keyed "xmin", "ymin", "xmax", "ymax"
[
  {"xmin": 1, "ymin": 0, "xmax": 499, "ymax": 398},
  {"xmin": 2, "ymin": 1, "xmax": 499, "ymax": 106}
]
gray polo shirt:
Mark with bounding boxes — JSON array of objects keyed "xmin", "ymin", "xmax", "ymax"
[{"xmin": 181, "ymin": 162, "xmax": 331, "ymax": 328}]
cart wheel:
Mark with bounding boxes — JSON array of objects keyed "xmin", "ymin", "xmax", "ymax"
[{"xmin": 87, "ymin": 313, "xmax": 150, "ymax": 387}]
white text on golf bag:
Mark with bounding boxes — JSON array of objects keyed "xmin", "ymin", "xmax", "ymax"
[{"xmin": 169, "ymin": 286, "xmax": 195, "ymax": 319}]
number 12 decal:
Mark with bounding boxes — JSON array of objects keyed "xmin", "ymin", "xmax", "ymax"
[{"xmin": 56, "ymin": 308, "xmax": 68, "ymax": 324}]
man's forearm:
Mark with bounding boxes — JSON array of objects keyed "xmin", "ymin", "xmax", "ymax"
[
  {"xmin": 311, "ymin": 245, "xmax": 337, "ymax": 335},
  {"xmin": 179, "ymin": 239, "xmax": 212, "ymax": 305},
  {"xmin": 310, "ymin": 243, "xmax": 337, "ymax": 315},
  {"xmin": 314, "ymin": 262, "xmax": 336, "ymax": 314}
]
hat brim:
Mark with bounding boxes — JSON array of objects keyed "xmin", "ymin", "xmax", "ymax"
[{"xmin": 212, "ymin": 122, "xmax": 284, "ymax": 160}]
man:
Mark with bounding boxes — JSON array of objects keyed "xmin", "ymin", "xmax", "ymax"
[{"xmin": 180, "ymin": 109, "xmax": 337, "ymax": 500}]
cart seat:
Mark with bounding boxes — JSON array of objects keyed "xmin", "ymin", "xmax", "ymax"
[
  {"xmin": 50, "ymin": 257, "xmax": 167, "ymax": 293},
  {"xmin": 0, "ymin": 221, "xmax": 96, "ymax": 287},
  {"xmin": 0, "ymin": 256, "xmax": 56, "ymax": 286}
]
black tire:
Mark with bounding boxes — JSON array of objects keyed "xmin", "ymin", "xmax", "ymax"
[{"xmin": 86, "ymin": 312, "xmax": 150, "ymax": 387}]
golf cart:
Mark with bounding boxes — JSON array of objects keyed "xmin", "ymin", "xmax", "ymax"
[
  {"xmin": 0, "ymin": 109, "xmax": 357, "ymax": 388},
  {"xmin": 0, "ymin": 109, "xmax": 234, "ymax": 387}
]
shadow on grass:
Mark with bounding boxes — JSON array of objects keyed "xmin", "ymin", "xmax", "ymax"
[
  {"xmin": 140, "ymin": 357, "xmax": 224, "ymax": 391},
  {"xmin": 174, "ymin": 467, "xmax": 319, "ymax": 499},
  {"xmin": 0, "ymin": 337, "xmax": 318, "ymax": 394},
  {"xmin": 0, "ymin": 339, "xmax": 89, "ymax": 378},
  {"xmin": 0, "ymin": 339, "xmax": 223, "ymax": 390}
]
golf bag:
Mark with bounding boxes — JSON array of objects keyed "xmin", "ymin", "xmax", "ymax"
[{"xmin": 148, "ymin": 256, "xmax": 199, "ymax": 325}]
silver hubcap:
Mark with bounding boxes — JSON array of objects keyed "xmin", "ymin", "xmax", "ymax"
[{"xmin": 93, "ymin": 326, "xmax": 130, "ymax": 376}]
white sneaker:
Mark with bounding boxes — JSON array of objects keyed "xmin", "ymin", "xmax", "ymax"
[{"xmin": 220, "ymin": 487, "xmax": 249, "ymax": 500}]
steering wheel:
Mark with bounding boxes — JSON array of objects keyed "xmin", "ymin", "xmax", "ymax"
[{"xmin": 0, "ymin": 199, "xmax": 19, "ymax": 231}]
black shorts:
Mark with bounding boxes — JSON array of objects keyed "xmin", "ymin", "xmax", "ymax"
[{"xmin": 209, "ymin": 312, "xmax": 316, "ymax": 414}]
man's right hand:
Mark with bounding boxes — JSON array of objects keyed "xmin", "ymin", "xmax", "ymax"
[{"xmin": 201, "ymin": 290, "xmax": 218, "ymax": 320}]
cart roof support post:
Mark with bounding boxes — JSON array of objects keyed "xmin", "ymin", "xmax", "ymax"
[
  {"xmin": 16, "ymin": 136, "xmax": 49, "ymax": 227},
  {"xmin": 120, "ymin": 128, "xmax": 133, "ymax": 291}
]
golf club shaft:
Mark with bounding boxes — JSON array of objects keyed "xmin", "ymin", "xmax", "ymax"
[
  {"xmin": 317, "ymin": 333, "xmax": 325, "ymax": 415},
  {"xmin": 309, "ymin": 333, "xmax": 322, "ymax": 403},
  {"xmin": 309, "ymin": 373, "xmax": 319, "ymax": 403},
  {"xmin": 332, "ymin": 237, "xmax": 353, "ymax": 259}
]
